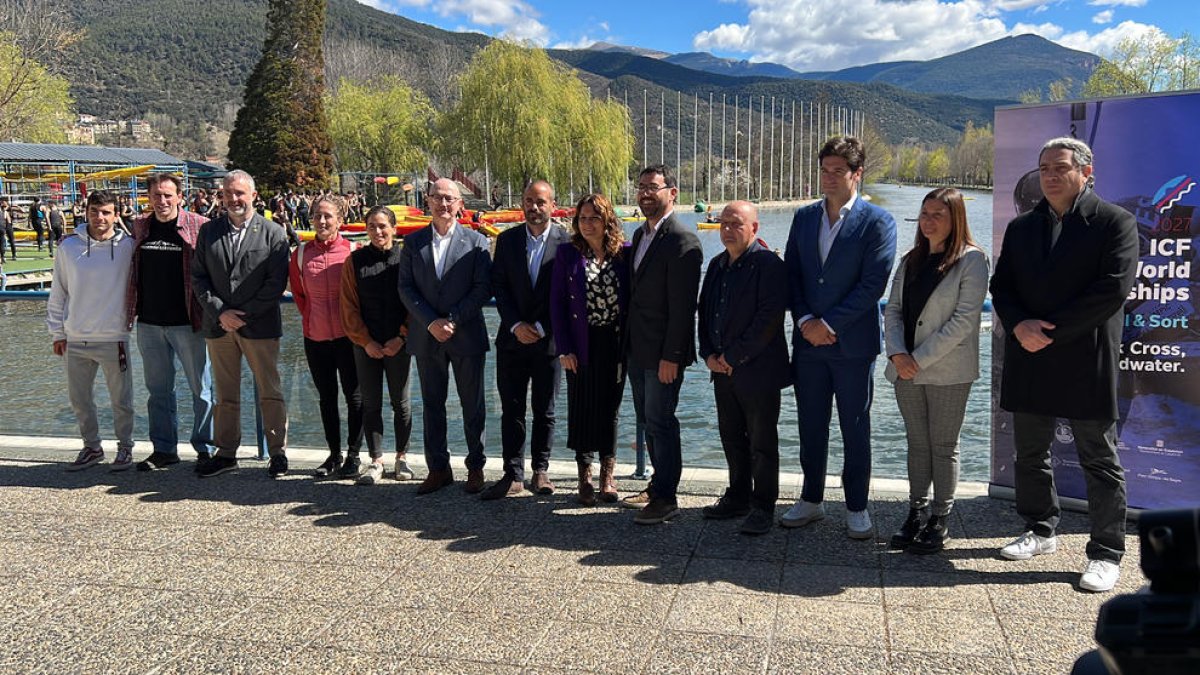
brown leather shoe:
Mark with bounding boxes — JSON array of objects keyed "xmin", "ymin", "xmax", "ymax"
[
  {"xmin": 464, "ymin": 468, "xmax": 486, "ymax": 494},
  {"xmin": 416, "ymin": 469, "xmax": 454, "ymax": 495},
  {"xmin": 531, "ymin": 470, "xmax": 555, "ymax": 495},
  {"xmin": 599, "ymin": 457, "xmax": 619, "ymax": 503},
  {"xmin": 634, "ymin": 498, "xmax": 680, "ymax": 525},
  {"xmin": 620, "ymin": 489, "xmax": 652, "ymax": 509},
  {"xmin": 576, "ymin": 463, "xmax": 595, "ymax": 506},
  {"xmin": 480, "ymin": 475, "xmax": 525, "ymax": 500}
]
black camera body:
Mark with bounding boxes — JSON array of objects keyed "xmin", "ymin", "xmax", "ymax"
[{"xmin": 1090, "ymin": 508, "xmax": 1200, "ymax": 675}]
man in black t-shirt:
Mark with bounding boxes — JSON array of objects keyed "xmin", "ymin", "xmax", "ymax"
[
  {"xmin": 124, "ymin": 173, "xmax": 216, "ymax": 471},
  {"xmin": 0, "ymin": 197, "xmax": 14, "ymax": 261}
]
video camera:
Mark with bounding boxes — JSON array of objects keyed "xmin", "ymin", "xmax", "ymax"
[{"xmin": 1074, "ymin": 508, "xmax": 1200, "ymax": 674}]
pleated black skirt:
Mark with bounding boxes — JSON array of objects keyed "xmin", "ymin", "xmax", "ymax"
[{"xmin": 566, "ymin": 324, "xmax": 626, "ymax": 458}]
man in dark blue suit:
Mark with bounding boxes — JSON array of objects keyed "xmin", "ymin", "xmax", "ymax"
[
  {"xmin": 481, "ymin": 180, "xmax": 569, "ymax": 500},
  {"xmin": 398, "ymin": 178, "xmax": 493, "ymax": 495},
  {"xmin": 782, "ymin": 136, "xmax": 897, "ymax": 538},
  {"xmin": 699, "ymin": 201, "xmax": 791, "ymax": 535}
]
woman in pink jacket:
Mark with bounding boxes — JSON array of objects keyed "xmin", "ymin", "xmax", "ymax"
[{"xmin": 288, "ymin": 194, "xmax": 364, "ymax": 479}]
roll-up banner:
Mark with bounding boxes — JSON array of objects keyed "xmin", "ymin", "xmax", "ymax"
[{"xmin": 991, "ymin": 90, "xmax": 1200, "ymax": 510}]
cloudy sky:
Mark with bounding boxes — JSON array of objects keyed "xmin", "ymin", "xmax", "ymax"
[{"xmin": 358, "ymin": 0, "xmax": 1193, "ymax": 71}]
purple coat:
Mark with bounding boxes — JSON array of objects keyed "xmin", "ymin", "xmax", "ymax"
[{"xmin": 549, "ymin": 242, "xmax": 630, "ymax": 367}]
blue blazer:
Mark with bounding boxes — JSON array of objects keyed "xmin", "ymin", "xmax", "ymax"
[
  {"xmin": 549, "ymin": 242, "xmax": 630, "ymax": 367},
  {"xmin": 784, "ymin": 197, "xmax": 897, "ymax": 360},
  {"xmin": 397, "ymin": 223, "xmax": 492, "ymax": 357}
]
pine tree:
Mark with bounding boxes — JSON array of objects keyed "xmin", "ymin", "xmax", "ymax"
[{"xmin": 227, "ymin": 0, "xmax": 333, "ymax": 191}]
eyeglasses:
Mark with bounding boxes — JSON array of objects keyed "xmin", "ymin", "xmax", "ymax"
[{"xmin": 636, "ymin": 184, "xmax": 671, "ymax": 194}]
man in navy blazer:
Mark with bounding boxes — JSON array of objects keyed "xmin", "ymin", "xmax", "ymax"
[
  {"xmin": 698, "ymin": 201, "xmax": 791, "ymax": 535},
  {"xmin": 398, "ymin": 178, "xmax": 493, "ymax": 494},
  {"xmin": 623, "ymin": 164, "xmax": 703, "ymax": 525},
  {"xmin": 782, "ymin": 136, "xmax": 897, "ymax": 538},
  {"xmin": 481, "ymin": 180, "xmax": 569, "ymax": 500}
]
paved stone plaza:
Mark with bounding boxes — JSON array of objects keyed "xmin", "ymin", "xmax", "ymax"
[{"xmin": 0, "ymin": 436, "xmax": 1142, "ymax": 674}]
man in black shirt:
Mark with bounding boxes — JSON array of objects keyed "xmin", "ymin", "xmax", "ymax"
[
  {"xmin": 124, "ymin": 173, "xmax": 216, "ymax": 471},
  {"xmin": 0, "ymin": 197, "xmax": 14, "ymax": 261}
]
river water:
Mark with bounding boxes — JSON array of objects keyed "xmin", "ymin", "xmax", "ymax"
[{"xmin": 0, "ymin": 184, "xmax": 996, "ymax": 480}]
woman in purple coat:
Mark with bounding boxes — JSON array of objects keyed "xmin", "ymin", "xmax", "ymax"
[{"xmin": 550, "ymin": 193, "xmax": 630, "ymax": 505}]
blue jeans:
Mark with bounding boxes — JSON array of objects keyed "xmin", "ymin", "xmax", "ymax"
[
  {"xmin": 137, "ymin": 322, "xmax": 215, "ymax": 456},
  {"xmin": 628, "ymin": 363, "xmax": 684, "ymax": 501}
]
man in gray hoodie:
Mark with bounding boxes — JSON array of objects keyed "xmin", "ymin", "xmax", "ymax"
[{"xmin": 47, "ymin": 190, "xmax": 137, "ymax": 471}]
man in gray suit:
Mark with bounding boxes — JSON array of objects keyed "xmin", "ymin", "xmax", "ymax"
[
  {"xmin": 398, "ymin": 178, "xmax": 493, "ymax": 494},
  {"xmin": 191, "ymin": 170, "xmax": 291, "ymax": 478}
]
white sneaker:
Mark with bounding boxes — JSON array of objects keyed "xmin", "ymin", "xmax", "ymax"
[
  {"xmin": 110, "ymin": 447, "xmax": 134, "ymax": 472},
  {"xmin": 779, "ymin": 500, "xmax": 825, "ymax": 528},
  {"xmin": 393, "ymin": 457, "xmax": 414, "ymax": 481},
  {"xmin": 1079, "ymin": 559, "xmax": 1120, "ymax": 592},
  {"xmin": 846, "ymin": 509, "xmax": 874, "ymax": 540},
  {"xmin": 357, "ymin": 461, "xmax": 384, "ymax": 485},
  {"xmin": 999, "ymin": 531, "xmax": 1058, "ymax": 560}
]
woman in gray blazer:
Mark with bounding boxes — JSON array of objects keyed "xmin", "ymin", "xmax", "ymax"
[{"xmin": 884, "ymin": 188, "xmax": 989, "ymax": 554}]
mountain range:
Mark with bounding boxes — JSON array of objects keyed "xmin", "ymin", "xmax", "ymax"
[{"xmin": 56, "ymin": 0, "xmax": 1101, "ymax": 157}]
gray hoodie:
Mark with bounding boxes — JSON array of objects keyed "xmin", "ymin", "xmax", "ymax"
[{"xmin": 47, "ymin": 227, "xmax": 134, "ymax": 343}]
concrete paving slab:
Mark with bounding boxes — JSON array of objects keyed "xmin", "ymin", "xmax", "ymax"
[
  {"xmin": 664, "ymin": 587, "xmax": 777, "ymax": 636},
  {"xmin": 647, "ymin": 631, "xmax": 769, "ymax": 674},
  {"xmin": 775, "ymin": 596, "xmax": 888, "ymax": 649},
  {"xmin": 767, "ymin": 639, "xmax": 890, "ymax": 674}
]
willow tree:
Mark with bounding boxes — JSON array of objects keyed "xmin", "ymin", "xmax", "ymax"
[
  {"xmin": 0, "ymin": 38, "xmax": 73, "ymax": 142},
  {"xmin": 437, "ymin": 41, "xmax": 634, "ymax": 197},
  {"xmin": 228, "ymin": 0, "xmax": 333, "ymax": 190},
  {"xmin": 326, "ymin": 77, "xmax": 433, "ymax": 174}
]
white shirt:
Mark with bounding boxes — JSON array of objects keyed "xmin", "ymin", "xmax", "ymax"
[
  {"xmin": 432, "ymin": 221, "xmax": 456, "ymax": 279},
  {"xmin": 799, "ymin": 193, "xmax": 858, "ymax": 334},
  {"xmin": 633, "ymin": 209, "xmax": 673, "ymax": 270}
]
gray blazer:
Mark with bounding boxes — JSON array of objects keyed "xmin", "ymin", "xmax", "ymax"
[
  {"xmin": 397, "ymin": 222, "xmax": 492, "ymax": 358},
  {"xmin": 191, "ymin": 212, "xmax": 290, "ymax": 339},
  {"xmin": 884, "ymin": 246, "xmax": 989, "ymax": 385}
]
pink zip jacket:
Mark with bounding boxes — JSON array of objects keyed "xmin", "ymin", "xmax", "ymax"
[{"xmin": 289, "ymin": 234, "xmax": 355, "ymax": 341}]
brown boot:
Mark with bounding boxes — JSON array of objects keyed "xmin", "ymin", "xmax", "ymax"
[
  {"xmin": 417, "ymin": 468, "xmax": 454, "ymax": 495},
  {"xmin": 599, "ymin": 457, "xmax": 619, "ymax": 503},
  {"xmin": 464, "ymin": 468, "xmax": 486, "ymax": 494},
  {"xmin": 577, "ymin": 463, "xmax": 596, "ymax": 506},
  {"xmin": 531, "ymin": 470, "xmax": 555, "ymax": 495}
]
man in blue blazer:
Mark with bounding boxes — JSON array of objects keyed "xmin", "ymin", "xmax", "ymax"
[
  {"xmin": 398, "ymin": 178, "xmax": 493, "ymax": 494},
  {"xmin": 482, "ymin": 180, "xmax": 569, "ymax": 500},
  {"xmin": 698, "ymin": 201, "xmax": 791, "ymax": 535},
  {"xmin": 782, "ymin": 136, "xmax": 897, "ymax": 538}
]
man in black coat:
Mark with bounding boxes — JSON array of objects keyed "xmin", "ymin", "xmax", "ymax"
[
  {"xmin": 623, "ymin": 164, "xmax": 703, "ymax": 524},
  {"xmin": 990, "ymin": 137, "xmax": 1138, "ymax": 593},
  {"xmin": 482, "ymin": 179, "xmax": 568, "ymax": 500},
  {"xmin": 190, "ymin": 170, "xmax": 292, "ymax": 479},
  {"xmin": 698, "ymin": 201, "xmax": 791, "ymax": 535}
]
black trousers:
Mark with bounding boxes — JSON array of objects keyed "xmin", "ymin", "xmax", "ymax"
[
  {"xmin": 2, "ymin": 225, "xmax": 14, "ymax": 260},
  {"xmin": 1013, "ymin": 413, "xmax": 1126, "ymax": 563},
  {"xmin": 48, "ymin": 225, "xmax": 63, "ymax": 255},
  {"xmin": 303, "ymin": 337, "xmax": 363, "ymax": 455},
  {"xmin": 714, "ymin": 374, "xmax": 781, "ymax": 512},
  {"xmin": 496, "ymin": 346, "xmax": 561, "ymax": 481},
  {"xmin": 353, "ymin": 345, "xmax": 412, "ymax": 459}
]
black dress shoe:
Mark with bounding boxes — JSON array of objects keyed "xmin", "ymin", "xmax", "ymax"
[
  {"xmin": 313, "ymin": 453, "xmax": 342, "ymax": 478},
  {"xmin": 268, "ymin": 454, "xmax": 289, "ymax": 478},
  {"xmin": 137, "ymin": 452, "xmax": 181, "ymax": 472},
  {"xmin": 702, "ymin": 497, "xmax": 752, "ymax": 520},
  {"xmin": 907, "ymin": 514, "xmax": 950, "ymax": 554},
  {"xmin": 740, "ymin": 508, "xmax": 774, "ymax": 535},
  {"xmin": 194, "ymin": 451, "xmax": 214, "ymax": 473},
  {"xmin": 889, "ymin": 507, "xmax": 927, "ymax": 550},
  {"xmin": 336, "ymin": 454, "xmax": 362, "ymax": 479}
]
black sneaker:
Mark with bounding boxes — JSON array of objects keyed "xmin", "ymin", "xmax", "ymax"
[
  {"xmin": 336, "ymin": 454, "xmax": 362, "ymax": 479},
  {"xmin": 702, "ymin": 497, "xmax": 752, "ymax": 520},
  {"xmin": 313, "ymin": 453, "xmax": 342, "ymax": 478},
  {"xmin": 268, "ymin": 454, "xmax": 289, "ymax": 478},
  {"xmin": 740, "ymin": 508, "xmax": 774, "ymax": 536},
  {"xmin": 198, "ymin": 456, "xmax": 239, "ymax": 478},
  {"xmin": 137, "ymin": 452, "xmax": 181, "ymax": 472},
  {"xmin": 194, "ymin": 451, "xmax": 214, "ymax": 474}
]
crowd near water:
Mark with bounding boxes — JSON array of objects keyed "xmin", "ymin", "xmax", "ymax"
[{"xmin": 9, "ymin": 134, "xmax": 1137, "ymax": 593}]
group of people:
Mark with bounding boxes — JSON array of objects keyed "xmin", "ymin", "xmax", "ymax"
[{"xmin": 46, "ymin": 133, "xmax": 1136, "ymax": 594}]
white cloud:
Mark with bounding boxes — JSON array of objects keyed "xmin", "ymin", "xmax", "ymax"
[
  {"xmin": 1093, "ymin": 10, "xmax": 1114, "ymax": 24},
  {"xmin": 989, "ymin": 0, "xmax": 1053, "ymax": 10},
  {"xmin": 360, "ymin": 0, "xmax": 551, "ymax": 46},
  {"xmin": 693, "ymin": 0, "xmax": 1011, "ymax": 71},
  {"xmin": 1011, "ymin": 21, "xmax": 1063, "ymax": 39},
  {"xmin": 1088, "ymin": 0, "xmax": 1147, "ymax": 7},
  {"xmin": 551, "ymin": 36, "xmax": 599, "ymax": 50},
  {"xmin": 1057, "ymin": 20, "xmax": 1164, "ymax": 56}
]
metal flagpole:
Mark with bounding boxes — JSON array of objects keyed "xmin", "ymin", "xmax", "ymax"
[
  {"xmin": 789, "ymin": 100, "xmax": 795, "ymax": 200},
  {"xmin": 625, "ymin": 90, "xmax": 631, "ymax": 206},
  {"xmin": 758, "ymin": 96, "xmax": 765, "ymax": 201},
  {"xmin": 768, "ymin": 96, "xmax": 775, "ymax": 202},
  {"xmin": 733, "ymin": 96, "xmax": 739, "ymax": 201},
  {"xmin": 719, "ymin": 93, "xmax": 726, "ymax": 203},
  {"xmin": 692, "ymin": 92, "xmax": 698, "ymax": 200},
  {"xmin": 706, "ymin": 92, "xmax": 712, "ymax": 203},
  {"xmin": 660, "ymin": 91, "xmax": 665, "ymax": 164},
  {"xmin": 642, "ymin": 90, "xmax": 648, "ymax": 169}
]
